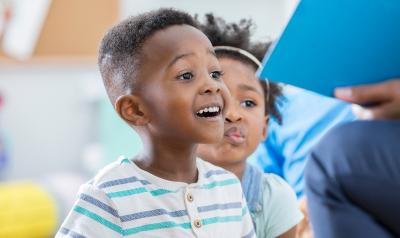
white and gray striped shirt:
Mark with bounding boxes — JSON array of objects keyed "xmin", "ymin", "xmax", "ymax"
[{"xmin": 56, "ymin": 156, "xmax": 256, "ymax": 238}]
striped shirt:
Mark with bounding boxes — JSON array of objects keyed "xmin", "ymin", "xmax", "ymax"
[{"xmin": 56, "ymin": 156, "xmax": 256, "ymax": 238}]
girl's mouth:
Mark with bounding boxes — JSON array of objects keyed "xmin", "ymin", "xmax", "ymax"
[{"xmin": 224, "ymin": 126, "xmax": 245, "ymax": 145}]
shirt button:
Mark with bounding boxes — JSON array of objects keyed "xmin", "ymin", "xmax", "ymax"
[
  {"xmin": 193, "ymin": 219, "xmax": 202, "ymax": 228},
  {"xmin": 186, "ymin": 193, "xmax": 194, "ymax": 202}
]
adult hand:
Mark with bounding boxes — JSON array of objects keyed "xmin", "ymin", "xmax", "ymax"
[{"xmin": 335, "ymin": 79, "xmax": 400, "ymax": 120}]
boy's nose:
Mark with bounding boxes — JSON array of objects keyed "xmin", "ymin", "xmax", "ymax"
[{"xmin": 200, "ymin": 79, "xmax": 221, "ymax": 95}]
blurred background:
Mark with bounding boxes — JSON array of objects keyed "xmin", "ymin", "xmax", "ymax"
[{"xmin": 0, "ymin": 0, "xmax": 298, "ymax": 237}]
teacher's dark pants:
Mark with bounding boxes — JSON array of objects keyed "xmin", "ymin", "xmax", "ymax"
[{"xmin": 305, "ymin": 120, "xmax": 400, "ymax": 238}]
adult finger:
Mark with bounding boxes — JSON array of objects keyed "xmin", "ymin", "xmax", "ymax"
[
  {"xmin": 352, "ymin": 102, "xmax": 400, "ymax": 120},
  {"xmin": 334, "ymin": 80, "xmax": 394, "ymax": 104}
]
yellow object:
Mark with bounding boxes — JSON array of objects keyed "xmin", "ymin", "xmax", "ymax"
[{"xmin": 0, "ymin": 182, "xmax": 57, "ymax": 238}]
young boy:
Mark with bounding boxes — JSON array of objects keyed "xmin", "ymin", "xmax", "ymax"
[
  {"xmin": 56, "ymin": 9, "xmax": 255, "ymax": 238},
  {"xmin": 197, "ymin": 14, "xmax": 304, "ymax": 238}
]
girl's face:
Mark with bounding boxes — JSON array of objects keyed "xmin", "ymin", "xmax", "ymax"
[{"xmin": 197, "ymin": 57, "xmax": 268, "ymax": 167}]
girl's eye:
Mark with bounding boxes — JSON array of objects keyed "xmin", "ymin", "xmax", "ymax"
[
  {"xmin": 177, "ymin": 72, "xmax": 194, "ymax": 81},
  {"xmin": 240, "ymin": 100, "xmax": 256, "ymax": 108},
  {"xmin": 210, "ymin": 71, "xmax": 223, "ymax": 80}
]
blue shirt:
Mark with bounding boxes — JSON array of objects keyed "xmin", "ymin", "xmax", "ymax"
[{"xmin": 249, "ymin": 90, "xmax": 356, "ymax": 197}]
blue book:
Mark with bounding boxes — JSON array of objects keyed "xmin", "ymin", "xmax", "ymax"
[{"xmin": 258, "ymin": 0, "xmax": 400, "ymax": 97}]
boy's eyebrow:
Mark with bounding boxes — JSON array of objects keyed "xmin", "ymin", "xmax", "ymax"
[
  {"xmin": 238, "ymin": 84, "xmax": 263, "ymax": 95},
  {"xmin": 167, "ymin": 49, "xmax": 216, "ymax": 68},
  {"xmin": 168, "ymin": 53, "xmax": 194, "ymax": 68}
]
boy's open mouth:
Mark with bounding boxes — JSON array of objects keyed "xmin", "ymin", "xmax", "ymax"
[{"xmin": 195, "ymin": 105, "xmax": 222, "ymax": 118}]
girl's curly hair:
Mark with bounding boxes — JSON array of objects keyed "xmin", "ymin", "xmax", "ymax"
[{"xmin": 197, "ymin": 13, "xmax": 284, "ymax": 124}]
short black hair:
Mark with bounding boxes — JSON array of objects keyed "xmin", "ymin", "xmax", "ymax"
[
  {"xmin": 197, "ymin": 13, "xmax": 284, "ymax": 124},
  {"xmin": 98, "ymin": 8, "xmax": 197, "ymax": 104}
]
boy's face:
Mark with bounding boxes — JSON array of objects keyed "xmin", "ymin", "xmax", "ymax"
[
  {"xmin": 197, "ymin": 57, "xmax": 268, "ymax": 166},
  {"xmin": 135, "ymin": 25, "xmax": 229, "ymax": 144}
]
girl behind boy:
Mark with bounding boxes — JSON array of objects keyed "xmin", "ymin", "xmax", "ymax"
[{"xmin": 197, "ymin": 14, "xmax": 304, "ymax": 238}]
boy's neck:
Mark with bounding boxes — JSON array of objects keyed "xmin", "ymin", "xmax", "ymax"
[{"xmin": 135, "ymin": 139, "xmax": 199, "ymax": 184}]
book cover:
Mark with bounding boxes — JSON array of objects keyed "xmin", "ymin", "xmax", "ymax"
[{"xmin": 258, "ymin": 0, "xmax": 400, "ymax": 97}]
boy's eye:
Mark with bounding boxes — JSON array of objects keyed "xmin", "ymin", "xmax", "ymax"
[
  {"xmin": 177, "ymin": 72, "xmax": 194, "ymax": 81},
  {"xmin": 210, "ymin": 71, "xmax": 223, "ymax": 80},
  {"xmin": 240, "ymin": 100, "xmax": 256, "ymax": 108}
]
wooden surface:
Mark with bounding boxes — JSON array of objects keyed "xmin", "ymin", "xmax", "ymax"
[{"xmin": 0, "ymin": 0, "xmax": 118, "ymax": 61}]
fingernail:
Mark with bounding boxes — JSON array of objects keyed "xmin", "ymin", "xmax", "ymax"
[
  {"xmin": 335, "ymin": 87, "xmax": 352, "ymax": 98},
  {"xmin": 351, "ymin": 104, "xmax": 373, "ymax": 120},
  {"xmin": 361, "ymin": 110, "xmax": 374, "ymax": 120}
]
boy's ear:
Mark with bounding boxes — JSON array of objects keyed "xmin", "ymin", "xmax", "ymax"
[
  {"xmin": 114, "ymin": 95, "xmax": 150, "ymax": 126},
  {"xmin": 261, "ymin": 115, "xmax": 270, "ymax": 141}
]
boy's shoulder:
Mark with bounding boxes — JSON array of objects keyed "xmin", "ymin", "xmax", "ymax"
[
  {"xmin": 79, "ymin": 157, "xmax": 245, "ymax": 204},
  {"xmin": 87, "ymin": 157, "xmax": 242, "ymax": 192},
  {"xmin": 87, "ymin": 156, "xmax": 142, "ymax": 192},
  {"xmin": 197, "ymin": 158, "xmax": 241, "ymax": 184}
]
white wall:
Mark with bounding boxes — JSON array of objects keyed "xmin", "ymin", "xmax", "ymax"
[
  {"xmin": 121, "ymin": 0, "xmax": 299, "ymax": 40},
  {"xmin": 0, "ymin": 64, "xmax": 100, "ymax": 179}
]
